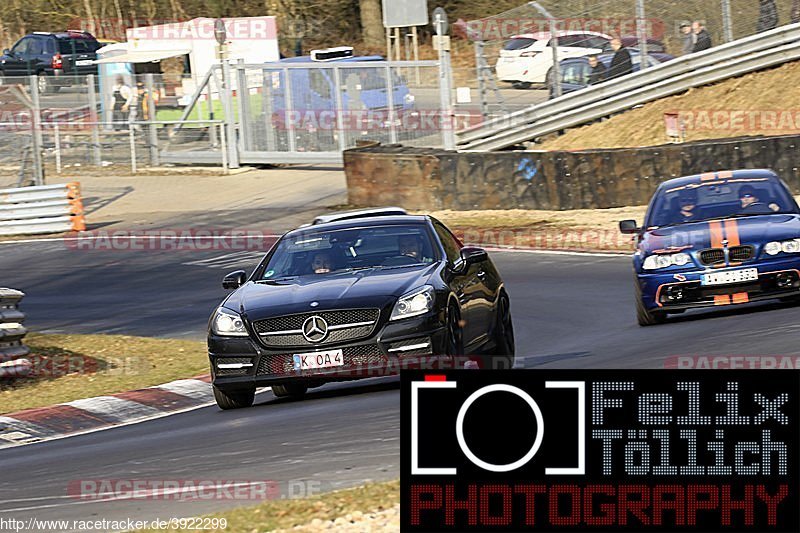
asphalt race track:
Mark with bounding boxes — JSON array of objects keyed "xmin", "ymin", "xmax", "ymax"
[{"xmin": 2, "ymin": 240, "xmax": 800, "ymax": 528}]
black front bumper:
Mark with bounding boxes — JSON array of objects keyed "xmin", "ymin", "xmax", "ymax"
[{"xmin": 209, "ymin": 312, "xmax": 450, "ymax": 392}]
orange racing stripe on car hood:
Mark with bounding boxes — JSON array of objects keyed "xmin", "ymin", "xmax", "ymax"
[
  {"xmin": 723, "ymin": 219, "xmax": 740, "ymax": 247},
  {"xmin": 709, "ymin": 221, "xmax": 724, "ymax": 248}
]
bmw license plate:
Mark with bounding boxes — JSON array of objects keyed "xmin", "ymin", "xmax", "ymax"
[
  {"xmin": 75, "ymin": 59, "xmax": 93, "ymax": 66},
  {"xmin": 293, "ymin": 349, "xmax": 344, "ymax": 370},
  {"xmin": 701, "ymin": 268, "xmax": 758, "ymax": 286}
]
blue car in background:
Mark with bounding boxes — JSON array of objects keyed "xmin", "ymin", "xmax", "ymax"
[
  {"xmin": 619, "ymin": 170, "xmax": 800, "ymax": 326},
  {"xmin": 547, "ymin": 50, "xmax": 675, "ymax": 98},
  {"xmin": 262, "ymin": 47, "xmax": 417, "ymax": 150},
  {"xmin": 270, "ymin": 50, "xmax": 414, "ymax": 125}
]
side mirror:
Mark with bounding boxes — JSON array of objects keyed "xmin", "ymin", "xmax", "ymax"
[
  {"xmin": 222, "ymin": 270, "xmax": 247, "ymax": 290},
  {"xmin": 619, "ymin": 220, "xmax": 640, "ymax": 234},
  {"xmin": 454, "ymin": 247, "xmax": 489, "ymax": 272},
  {"xmin": 2, "ymin": 49, "xmax": 9, "ymax": 56}
]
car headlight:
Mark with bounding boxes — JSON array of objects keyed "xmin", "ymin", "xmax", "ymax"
[
  {"xmin": 211, "ymin": 307, "xmax": 248, "ymax": 336},
  {"xmin": 390, "ymin": 285, "xmax": 435, "ymax": 321},
  {"xmin": 764, "ymin": 239, "xmax": 800, "ymax": 255},
  {"xmin": 642, "ymin": 252, "xmax": 691, "ymax": 270}
]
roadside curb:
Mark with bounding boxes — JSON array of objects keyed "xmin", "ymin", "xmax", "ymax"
[{"xmin": 0, "ymin": 374, "xmax": 215, "ymax": 448}]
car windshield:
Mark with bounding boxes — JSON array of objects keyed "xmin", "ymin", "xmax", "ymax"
[
  {"xmin": 646, "ymin": 177, "xmax": 799, "ymax": 227},
  {"xmin": 503, "ymin": 38, "xmax": 536, "ymax": 50},
  {"xmin": 259, "ymin": 224, "xmax": 438, "ymax": 279},
  {"xmin": 58, "ymin": 39, "xmax": 100, "ymax": 54}
]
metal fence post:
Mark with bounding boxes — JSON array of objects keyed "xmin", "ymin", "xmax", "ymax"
[
  {"xmin": 54, "ymin": 123, "xmax": 62, "ymax": 174},
  {"xmin": 236, "ymin": 59, "xmax": 253, "ymax": 152},
  {"xmin": 128, "ymin": 121, "xmax": 137, "ymax": 174},
  {"xmin": 721, "ymin": 0, "xmax": 734, "ymax": 43},
  {"xmin": 86, "ymin": 74, "xmax": 102, "ymax": 166},
  {"xmin": 636, "ymin": 0, "xmax": 649, "ymax": 69},
  {"xmin": 219, "ymin": 122, "xmax": 228, "ymax": 171},
  {"xmin": 28, "ymin": 75, "xmax": 45, "ymax": 186},
  {"xmin": 434, "ymin": 11, "xmax": 455, "ymax": 150},
  {"xmin": 262, "ymin": 70, "xmax": 277, "ymax": 151},
  {"xmin": 145, "ymin": 74, "xmax": 159, "ymax": 166},
  {"xmin": 284, "ymin": 67, "xmax": 297, "ymax": 153},
  {"xmin": 220, "ymin": 60, "xmax": 240, "ymax": 168},
  {"xmin": 383, "ymin": 65, "xmax": 398, "ymax": 144},
  {"xmin": 332, "ymin": 66, "xmax": 348, "ymax": 152}
]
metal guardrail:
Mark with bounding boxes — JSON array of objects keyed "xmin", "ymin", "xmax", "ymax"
[
  {"xmin": 0, "ymin": 182, "xmax": 86, "ymax": 236},
  {"xmin": 458, "ymin": 23, "xmax": 800, "ymax": 151},
  {"xmin": 0, "ymin": 288, "xmax": 30, "ymax": 379}
]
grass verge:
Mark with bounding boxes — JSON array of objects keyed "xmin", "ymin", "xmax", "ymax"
[
  {"xmin": 138, "ymin": 480, "xmax": 400, "ymax": 533},
  {"xmin": 0, "ymin": 333, "xmax": 208, "ymax": 414}
]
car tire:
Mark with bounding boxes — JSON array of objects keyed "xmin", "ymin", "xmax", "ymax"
[
  {"xmin": 213, "ymin": 385, "xmax": 255, "ymax": 409},
  {"xmin": 272, "ymin": 382, "xmax": 308, "ymax": 399},
  {"xmin": 635, "ymin": 280, "xmax": 666, "ymax": 326},
  {"xmin": 36, "ymin": 73, "xmax": 55, "ymax": 94},
  {"xmin": 512, "ymin": 81, "xmax": 531, "ymax": 90},
  {"xmin": 491, "ymin": 292, "xmax": 515, "ymax": 369},
  {"xmin": 446, "ymin": 302, "xmax": 464, "ymax": 356}
]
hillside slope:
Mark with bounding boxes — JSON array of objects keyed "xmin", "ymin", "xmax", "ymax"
[{"xmin": 537, "ymin": 60, "xmax": 800, "ymax": 151}]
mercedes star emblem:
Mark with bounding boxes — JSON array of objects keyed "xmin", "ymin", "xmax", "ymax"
[{"xmin": 302, "ymin": 315, "xmax": 328, "ymax": 342}]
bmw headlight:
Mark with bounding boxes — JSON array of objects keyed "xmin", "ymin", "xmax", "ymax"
[
  {"xmin": 390, "ymin": 285, "xmax": 435, "ymax": 321},
  {"xmin": 642, "ymin": 252, "xmax": 692, "ymax": 270},
  {"xmin": 764, "ymin": 239, "xmax": 800, "ymax": 255},
  {"xmin": 211, "ymin": 307, "xmax": 248, "ymax": 336}
]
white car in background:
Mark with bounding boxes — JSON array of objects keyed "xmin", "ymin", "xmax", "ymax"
[{"xmin": 495, "ymin": 31, "xmax": 613, "ymax": 88}]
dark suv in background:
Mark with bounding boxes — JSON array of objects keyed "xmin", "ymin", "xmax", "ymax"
[{"xmin": 0, "ymin": 31, "xmax": 101, "ymax": 93}]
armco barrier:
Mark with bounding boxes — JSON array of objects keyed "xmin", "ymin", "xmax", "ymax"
[
  {"xmin": 0, "ymin": 288, "xmax": 31, "ymax": 379},
  {"xmin": 0, "ymin": 182, "xmax": 86, "ymax": 236}
]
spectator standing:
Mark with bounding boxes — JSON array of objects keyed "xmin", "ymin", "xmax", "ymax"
[
  {"xmin": 587, "ymin": 55, "xmax": 608, "ymax": 85},
  {"xmin": 692, "ymin": 21, "xmax": 712, "ymax": 53},
  {"xmin": 607, "ymin": 38, "xmax": 633, "ymax": 81},
  {"xmin": 793, "ymin": 0, "xmax": 800, "ymax": 23},
  {"xmin": 679, "ymin": 21, "xmax": 695, "ymax": 55},
  {"xmin": 110, "ymin": 76, "xmax": 134, "ymax": 131},
  {"xmin": 757, "ymin": 0, "xmax": 779, "ymax": 32}
]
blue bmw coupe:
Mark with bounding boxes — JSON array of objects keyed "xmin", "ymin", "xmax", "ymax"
[{"xmin": 620, "ymin": 169, "xmax": 800, "ymax": 325}]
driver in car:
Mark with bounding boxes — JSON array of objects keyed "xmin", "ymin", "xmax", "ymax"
[
  {"xmin": 311, "ymin": 251, "xmax": 333, "ymax": 274},
  {"xmin": 739, "ymin": 185, "xmax": 780, "ymax": 212},
  {"xmin": 399, "ymin": 235, "xmax": 432, "ymax": 262}
]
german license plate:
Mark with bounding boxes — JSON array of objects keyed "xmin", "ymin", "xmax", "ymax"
[
  {"xmin": 701, "ymin": 268, "xmax": 758, "ymax": 286},
  {"xmin": 75, "ymin": 59, "xmax": 93, "ymax": 66},
  {"xmin": 292, "ymin": 349, "xmax": 344, "ymax": 370}
]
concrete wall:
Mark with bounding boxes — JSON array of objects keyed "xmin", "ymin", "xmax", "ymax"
[{"xmin": 344, "ymin": 135, "xmax": 800, "ymax": 210}]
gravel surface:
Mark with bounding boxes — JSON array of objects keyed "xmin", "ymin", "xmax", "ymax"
[{"xmin": 274, "ymin": 505, "xmax": 401, "ymax": 532}]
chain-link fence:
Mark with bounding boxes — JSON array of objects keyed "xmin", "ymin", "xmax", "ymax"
[
  {"xmin": 457, "ymin": 0, "xmax": 800, "ymax": 110},
  {"xmin": 0, "ymin": 72, "xmax": 228, "ymax": 186}
]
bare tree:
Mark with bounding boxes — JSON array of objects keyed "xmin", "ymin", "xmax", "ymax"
[{"xmin": 359, "ymin": 0, "xmax": 383, "ymax": 47}]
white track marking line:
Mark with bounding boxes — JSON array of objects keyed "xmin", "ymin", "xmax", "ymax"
[{"xmin": 0, "ymin": 235, "xmax": 282, "ymax": 246}]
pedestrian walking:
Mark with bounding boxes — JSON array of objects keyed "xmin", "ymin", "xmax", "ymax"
[
  {"xmin": 679, "ymin": 21, "xmax": 695, "ymax": 55},
  {"xmin": 607, "ymin": 38, "xmax": 633, "ymax": 81},
  {"xmin": 692, "ymin": 21, "xmax": 712, "ymax": 53},
  {"xmin": 757, "ymin": 0, "xmax": 779, "ymax": 32}
]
